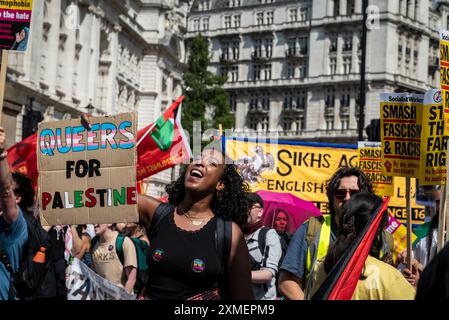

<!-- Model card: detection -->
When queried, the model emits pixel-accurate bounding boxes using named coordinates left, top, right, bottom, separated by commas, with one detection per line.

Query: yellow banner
left=226, top=138, right=425, bottom=225
left=357, top=141, right=394, bottom=197
left=440, top=30, right=449, bottom=130
left=418, top=89, right=448, bottom=185
left=0, top=0, right=33, bottom=10
left=380, top=93, right=423, bottom=178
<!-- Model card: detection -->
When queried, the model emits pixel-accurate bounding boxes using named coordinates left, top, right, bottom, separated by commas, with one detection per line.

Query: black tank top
left=146, top=208, right=222, bottom=300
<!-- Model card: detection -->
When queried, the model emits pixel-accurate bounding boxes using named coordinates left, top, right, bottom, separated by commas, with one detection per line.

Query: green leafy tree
left=182, top=34, right=234, bottom=145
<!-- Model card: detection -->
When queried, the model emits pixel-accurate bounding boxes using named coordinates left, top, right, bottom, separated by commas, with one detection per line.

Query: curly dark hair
left=326, top=166, right=374, bottom=216
left=165, top=162, right=251, bottom=228
left=12, top=171, right=35, bottom=211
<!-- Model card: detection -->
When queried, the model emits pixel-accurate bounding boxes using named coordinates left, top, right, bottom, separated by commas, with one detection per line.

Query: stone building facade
left=2, top=0, right=189, bottom=197
left=187, top=0, right=448, bottom=144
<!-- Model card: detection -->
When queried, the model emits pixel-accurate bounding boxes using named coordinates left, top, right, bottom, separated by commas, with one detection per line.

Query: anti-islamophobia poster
left=0, top=0, right=33, bottom=51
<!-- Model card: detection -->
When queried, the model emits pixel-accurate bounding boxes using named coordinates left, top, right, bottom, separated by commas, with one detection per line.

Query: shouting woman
left=138, top=145, right=254, bottom=300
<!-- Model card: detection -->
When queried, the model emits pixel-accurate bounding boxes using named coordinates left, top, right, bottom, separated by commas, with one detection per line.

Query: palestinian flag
left=311, top=197, right=391, bottom=300
left=7, top=132, right=38, bottom=188
left=136, top=96, right=192, bottom=180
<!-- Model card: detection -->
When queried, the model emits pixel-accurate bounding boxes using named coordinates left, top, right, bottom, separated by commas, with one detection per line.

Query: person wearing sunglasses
left=278, top=166, right=375, bottom=300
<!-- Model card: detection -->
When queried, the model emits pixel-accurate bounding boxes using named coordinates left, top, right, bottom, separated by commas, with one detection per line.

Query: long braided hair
left=323, top=192, right=386, bottom=274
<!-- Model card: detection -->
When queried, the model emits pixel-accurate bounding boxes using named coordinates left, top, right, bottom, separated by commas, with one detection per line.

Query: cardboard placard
left=380, top=93, right=423, bottom=178
left=0, top=0, right=33, bottom=51
left=38, top=112, right=138, bottom=226
left=418, top=89, right=448, bottom=185
left=357, top=141, right=394, bottom=196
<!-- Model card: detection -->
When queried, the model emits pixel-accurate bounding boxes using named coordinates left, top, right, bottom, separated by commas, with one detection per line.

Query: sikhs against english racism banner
left=225, top=138, right=425, bottom=225
left=0, top=0, right=33, bottom=51
left=38, top=113, right=138, bottom=226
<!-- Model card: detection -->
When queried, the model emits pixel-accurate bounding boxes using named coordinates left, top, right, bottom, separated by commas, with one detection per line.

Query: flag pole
left=406, top=177, right=412, bottom=270
left=136, top=121, right=157, bottom=147
left=0, top=50, right=9, bottom=123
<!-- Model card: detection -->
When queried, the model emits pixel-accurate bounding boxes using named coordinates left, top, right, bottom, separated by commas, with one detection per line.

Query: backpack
left=37, top=226, right=68, bottom=299
left=0, top=212, right=51, bottom=300
left=148, top=203, right=232, bottom=298
left=91, top=233, right=149, bottom=296
left=249, top=227, right=270, bottom=271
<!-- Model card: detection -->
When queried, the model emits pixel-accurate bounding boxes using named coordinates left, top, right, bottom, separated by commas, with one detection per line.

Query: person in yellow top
left=307, top=193, right=415, bottom=300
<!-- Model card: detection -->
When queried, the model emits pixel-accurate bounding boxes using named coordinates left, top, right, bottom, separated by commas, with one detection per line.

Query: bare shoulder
left=137, top=194, right=162, bottom=228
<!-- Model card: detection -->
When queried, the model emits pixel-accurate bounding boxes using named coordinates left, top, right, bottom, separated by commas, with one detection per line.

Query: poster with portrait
left=0, top=0, right=33, bottom=51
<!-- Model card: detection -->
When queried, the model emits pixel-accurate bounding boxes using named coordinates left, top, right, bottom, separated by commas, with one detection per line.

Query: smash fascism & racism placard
left=440, top=30, right=449, bottom=130
left=357, top=141, right=394, bottom=197
left=0, top=0, right=33, bottom=51
left=418, top=89, right=448, bottom=185
left=38, top=113, right=138, bottom=226
left=380, top=93, right=423, bottom=178
left=225, top=138, right=425, bottom=225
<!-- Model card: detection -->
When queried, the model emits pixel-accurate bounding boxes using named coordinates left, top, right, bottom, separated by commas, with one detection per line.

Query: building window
left=234, top=15, right=241, bottom=28
left=289, top=8, right=297, bottom=22
left=326, top=119, right=334, bottom=131
left=287, top=63, right=295, bottom=78
left=202, top=18, right=209, bottom=31
left=261, top=92, right=270, bottom=110
left=299, top=36, right=308, bottom=54
left=254, top=39, right=262, bottom=57
left=263, top=64, right=272, bottom=80
left=253, top=64, right=262, bottom=80
left=334, top=0, right=340, bottom=17
left=224, top=16, right=231, bottom=28
left=343, top=36, right=352, bottom=51
left=193, top=19, right=200, bottom=31
left=299, top=7, right=308, bottom=21
left=264, top=38, right=273, bottom=57
left=298, top=63, right=307, bottom=78
left=326, top=88, right=336, bottom=108
left=329, top=36, right=337, bottom=52
left=232, top=41, right=240, bottom=59
left=257, top=12, right=264, bottom=25
left=229, top=93, right=237, bottom=112
left=287, top=38, right=296, bottom=54
left=266, top=11, right=274, bottom=25
left=231, top=66, right=239, bottom=82
left=329, top=57, right=337, bottom=75
left=228, top=0, right=240, bottom=8
left=343, top=56, right=352, bottom=74
left=221, top=41, right=230, bottom=60
left=347, top=0, right=355, bottom=16
left=341, top=118, right=349, bottom=130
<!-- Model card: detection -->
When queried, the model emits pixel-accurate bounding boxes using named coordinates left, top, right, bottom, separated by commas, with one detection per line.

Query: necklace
left=177, top=205, right=212, bottom=226
left=183, top=213, right=212, bottom=226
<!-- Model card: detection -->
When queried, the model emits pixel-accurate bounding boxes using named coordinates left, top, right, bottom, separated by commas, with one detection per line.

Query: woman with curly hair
left=137, top=144, right=254, bottom=300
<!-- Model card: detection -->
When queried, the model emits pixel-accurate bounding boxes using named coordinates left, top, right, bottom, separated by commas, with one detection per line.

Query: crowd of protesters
left=1, top=125, right=449, bottom=300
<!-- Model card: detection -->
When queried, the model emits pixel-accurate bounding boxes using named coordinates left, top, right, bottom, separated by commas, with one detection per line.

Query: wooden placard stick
left=0, top=49, right=9, bottom=124
left=406, top=177, right=412, bottom=270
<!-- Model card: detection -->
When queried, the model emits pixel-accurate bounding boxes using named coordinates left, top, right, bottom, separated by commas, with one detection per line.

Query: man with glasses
left=243, top=193, right=282, bottom=300
left=277, top=166, right=374, bottom=300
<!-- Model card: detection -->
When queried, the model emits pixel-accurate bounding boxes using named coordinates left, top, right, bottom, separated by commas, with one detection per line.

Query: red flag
left=136, top=96, right=191, bottom=180
left=311, top=197, right=391, bottom=300
left=7, top=133, right=38, bottom=187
